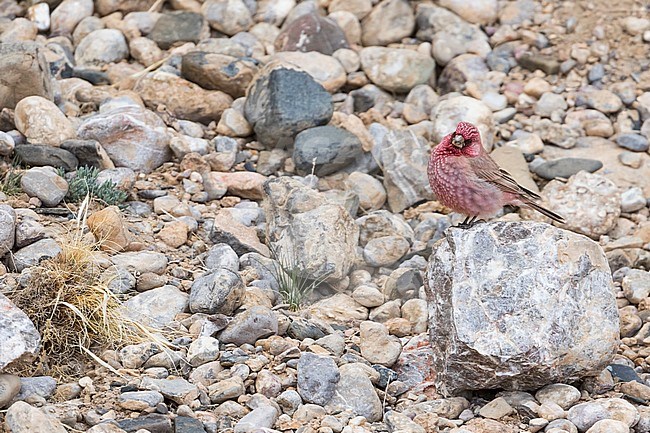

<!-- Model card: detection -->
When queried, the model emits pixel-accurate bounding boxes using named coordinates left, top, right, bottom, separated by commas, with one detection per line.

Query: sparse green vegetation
left=63, top=166, right=128, bottom=206
left=9, top=198, right=160, bottom=377
left=0, top=167, right=22, bottom=196
left=266, top=242, right=331, bottom=311
left=0, top=157, right=23, bottom=196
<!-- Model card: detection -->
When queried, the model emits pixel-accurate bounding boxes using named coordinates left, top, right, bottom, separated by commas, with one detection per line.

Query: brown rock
left=210, top=210, right=270, bottom=256
left=328, top=11, right=362, bottom=45
left=96, top=0, right=156, bottom=15
left=180, top=152, right=211, bottom=174
left=328, top=0, right=372, bottom=20
left=181, top=52, right=259, bottom=99
left=87, top=206, right=132, bottom=252
left=361, top=0, right=414, bottom=46
left=216, top=108, right=253, bottom=137
left=134, top=71, right=233, bottom=124
left=14, top=96, right=76, bottom=146
left=158, top=221, right=189, bottom=248
left=210, top=171, right=267, bottom=200
left=0, top=42, right=53, bottom=111
left=275, top=12, right=349, bottom=55
left=620, top=380, right=650, bottom=401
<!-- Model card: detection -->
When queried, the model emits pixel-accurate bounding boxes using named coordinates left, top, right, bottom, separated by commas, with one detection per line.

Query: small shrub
left=9, top=198, right=164, bottom=377
left=0, top=158, right=22, bottom=196
left=266, top=243, right=331, bottom=312
left=64, top=166, right=128, bottom=206
left=0, top=167, right=21, bottom=196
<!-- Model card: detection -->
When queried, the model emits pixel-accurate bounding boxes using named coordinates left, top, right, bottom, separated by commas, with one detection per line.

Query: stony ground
left=1, top=0, right=650, bottom=432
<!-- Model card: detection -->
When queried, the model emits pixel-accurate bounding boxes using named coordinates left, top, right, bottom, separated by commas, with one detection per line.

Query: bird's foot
left=454, top=216, right=481, bottom=229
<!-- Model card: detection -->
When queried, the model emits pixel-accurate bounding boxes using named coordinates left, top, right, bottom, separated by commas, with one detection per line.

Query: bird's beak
left=452, top=134, right=464, bottom=148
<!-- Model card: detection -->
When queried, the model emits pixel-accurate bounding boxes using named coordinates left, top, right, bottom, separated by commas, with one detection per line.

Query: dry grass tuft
left=9, top=197, right=168, bottom=377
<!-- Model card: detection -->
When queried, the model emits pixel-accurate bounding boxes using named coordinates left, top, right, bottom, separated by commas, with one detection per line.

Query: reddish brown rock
left=134, top=71, right=233, bottom=124
left=87, top=206, right=132, bottom=252
left=275, top=12, right=349, bottom=55
left=181, top=52, right=259, bottom=99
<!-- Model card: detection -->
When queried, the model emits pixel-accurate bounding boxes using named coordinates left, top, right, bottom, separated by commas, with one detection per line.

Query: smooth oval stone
left=532, top=157, right=603, bottom=180
left=616, top=133, right=649, bottom=152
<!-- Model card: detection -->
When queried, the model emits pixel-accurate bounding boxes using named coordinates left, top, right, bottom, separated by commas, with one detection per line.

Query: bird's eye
left=451, top=134, right=464, bottom=148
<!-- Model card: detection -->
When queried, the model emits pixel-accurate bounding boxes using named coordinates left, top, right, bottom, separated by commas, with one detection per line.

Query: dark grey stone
left=607, top=363, right=643, bottom=383
left=350, top=84, right=393, bottom=113
left=616, top=133, right=649, bottom=152
left=297, top=353, right=340, bottom=405
left=14, top=376, right=56, bottom=401
left=373, top=365, right=399, bottom=389
left=60, top=139, right=111, bottom=168
left=588, top=63, right=605, bottom=82
left=189, top=268, right=245, bottom=315
left=292, top=126, right=363, bottom=176
left=118, top=414, right=173, bottom=433
left=287, top=317, right=333, bottom=341
left=531, top=157, right=603, bottom=180
left=244, top=68, right=333, bottom=148
left=218, top=306, right=278, bottom=346
left=14, top=144, right=78, bottom=171
left=175, top=416, right=207, bottom=433
left=148, top=12, right=207, bottom=50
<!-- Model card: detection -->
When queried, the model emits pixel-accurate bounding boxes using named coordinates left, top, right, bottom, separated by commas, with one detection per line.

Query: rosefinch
left=428, top=121, right=564, bottom=227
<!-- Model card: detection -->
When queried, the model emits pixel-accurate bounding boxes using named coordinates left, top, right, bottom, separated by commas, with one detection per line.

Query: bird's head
left=439, top=121, right=484, bottom=157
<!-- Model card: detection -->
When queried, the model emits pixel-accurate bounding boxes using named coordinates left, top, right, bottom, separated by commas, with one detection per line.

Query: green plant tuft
left=63, top=166, right=128, bottom=206
left=0, top=156, right=23, bottom=196
left=0, top=167, right=22, bottom=196
left=266, top=242, right=331, bottom=312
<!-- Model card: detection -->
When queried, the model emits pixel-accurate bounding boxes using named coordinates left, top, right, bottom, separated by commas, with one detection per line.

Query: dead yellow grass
left=9, top=198, right=170, bottom=377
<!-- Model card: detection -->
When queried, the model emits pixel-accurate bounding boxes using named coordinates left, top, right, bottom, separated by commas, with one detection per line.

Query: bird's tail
left=524, top=200, right=566, bottom=224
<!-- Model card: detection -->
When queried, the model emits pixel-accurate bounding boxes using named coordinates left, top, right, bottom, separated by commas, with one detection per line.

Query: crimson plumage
left=427, top=121, right=564, bottom=225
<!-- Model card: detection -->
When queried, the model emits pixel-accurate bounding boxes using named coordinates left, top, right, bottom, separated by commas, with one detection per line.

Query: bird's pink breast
left=428, top=153, right=505, bottom=218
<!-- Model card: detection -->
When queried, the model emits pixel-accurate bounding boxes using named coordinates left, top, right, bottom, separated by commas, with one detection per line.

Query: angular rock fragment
left=425, top=221, right=619, bottom=395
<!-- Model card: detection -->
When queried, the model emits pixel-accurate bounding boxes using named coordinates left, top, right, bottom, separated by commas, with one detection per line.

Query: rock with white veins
left=540, top=171, right=621, bottom=239
left=77, top=103, right=171, bottom=173
left=380, top=130, right=435, bottom=213
left=0, top=294, right=41, bottom=370
left=425, top=221, right=619, bottom=395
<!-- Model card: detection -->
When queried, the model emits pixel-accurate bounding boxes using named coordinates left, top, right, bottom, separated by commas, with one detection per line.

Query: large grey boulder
left=425, top=221, right=619, bottom=396
left=263, top=177, right=359, bottom=281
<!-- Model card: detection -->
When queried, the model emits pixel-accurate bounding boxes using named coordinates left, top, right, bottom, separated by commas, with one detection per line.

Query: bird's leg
left=466, top=216, right=488, bottom=228
left=455, top=215, right=474, bottom=229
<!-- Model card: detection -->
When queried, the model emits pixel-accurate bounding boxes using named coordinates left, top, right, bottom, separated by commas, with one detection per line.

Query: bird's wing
left=468, top=155, right=541, bottom=200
